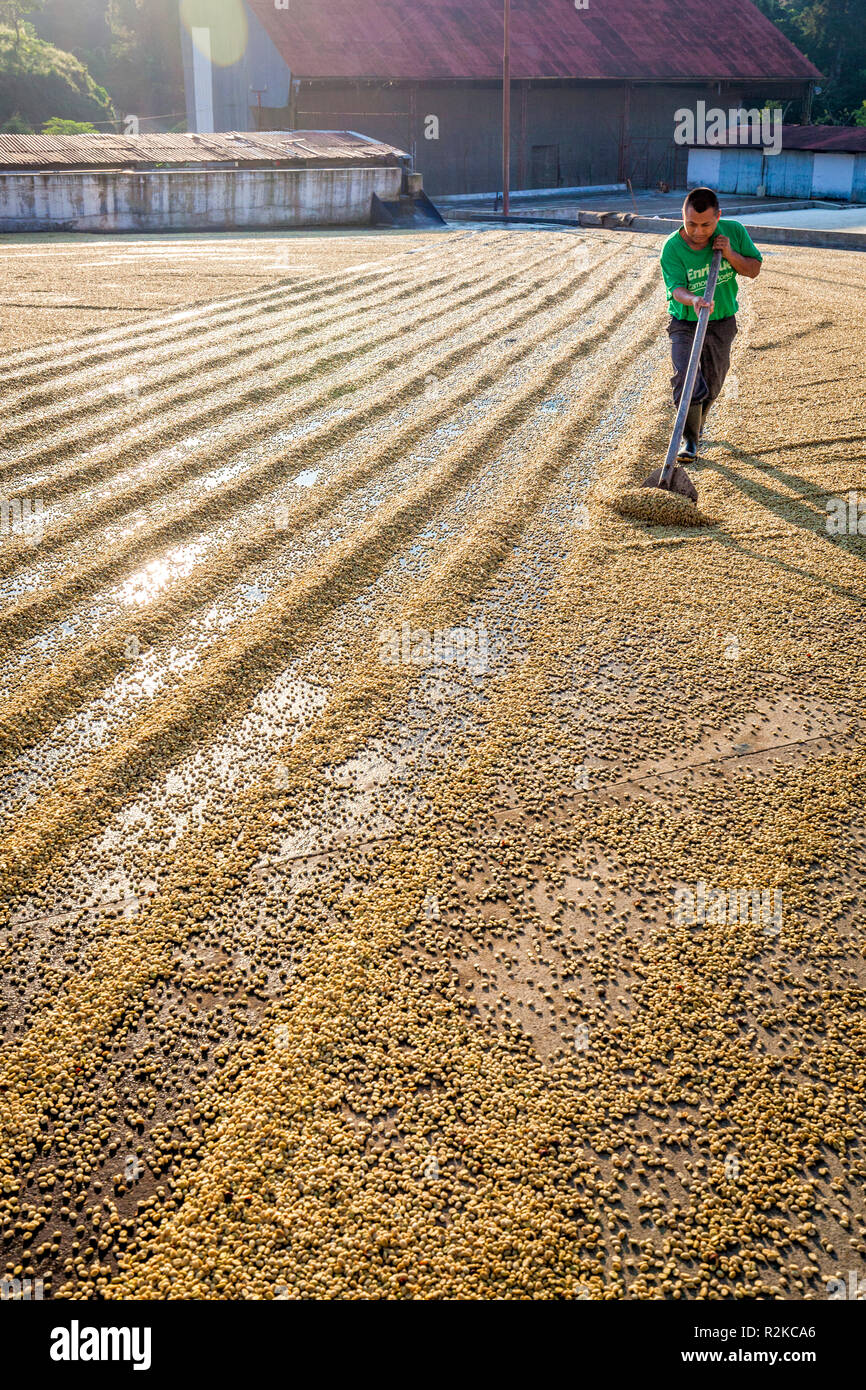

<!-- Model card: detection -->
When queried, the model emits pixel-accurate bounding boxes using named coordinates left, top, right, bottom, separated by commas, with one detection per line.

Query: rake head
left=641, top=465, right=698, bottom=504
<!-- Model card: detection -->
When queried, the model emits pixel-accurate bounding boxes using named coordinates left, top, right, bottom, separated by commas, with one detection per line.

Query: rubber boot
left=700, top=398, right=714, bottom=438
left=676, top=401, right=704, bottom=462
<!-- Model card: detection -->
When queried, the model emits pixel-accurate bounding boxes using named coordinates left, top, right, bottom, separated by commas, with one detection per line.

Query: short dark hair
left=684, top=187, right=720, bottom=214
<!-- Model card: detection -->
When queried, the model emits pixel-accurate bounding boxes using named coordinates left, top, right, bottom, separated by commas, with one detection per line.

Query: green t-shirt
left=660, top=219, right=763, bottom=321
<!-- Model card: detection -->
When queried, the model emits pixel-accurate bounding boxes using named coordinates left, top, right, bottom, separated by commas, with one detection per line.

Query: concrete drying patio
left=0, top=225, right=863, bottom=1300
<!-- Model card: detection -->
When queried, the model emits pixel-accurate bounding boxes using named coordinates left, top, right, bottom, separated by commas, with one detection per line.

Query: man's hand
left=714, top=233, right=762, bottom=279
left=672, top=286, right=714, bottom=312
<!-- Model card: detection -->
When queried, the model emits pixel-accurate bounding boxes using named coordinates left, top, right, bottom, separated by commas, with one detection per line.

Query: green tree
left=106, top=0, right=185, bottom=128
left=32, top=0, right=108, bottom=60
left=0, top=110, right=32, bottom=131
left=752, top=0, right=866, bottom=124
left=0, top=0, right=43, bottom=46
left=41, top=116, right=98, bottom=134
left=34, top=0, right=184, bottom=129
left=0, top=22, right=115, bottom=128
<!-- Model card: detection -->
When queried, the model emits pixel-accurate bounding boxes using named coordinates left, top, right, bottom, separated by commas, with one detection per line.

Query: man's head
left=683, top=187, right=720, bottom=246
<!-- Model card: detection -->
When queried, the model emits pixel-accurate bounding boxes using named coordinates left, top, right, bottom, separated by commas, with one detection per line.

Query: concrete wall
left=0, top=166, right=403, bottom=232
left=765, top=149, right=814, bottom=199
left=689, top=147, right=866, bottom=202
left=811, top=152, right=856, bottom=199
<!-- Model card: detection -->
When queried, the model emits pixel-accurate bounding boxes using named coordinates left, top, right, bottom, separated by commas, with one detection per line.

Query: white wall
left=687, top=149, right=721, bottom=187
left=0, top=167, right=403, bottom=232
left=191, top=27, right=214, bottom=134
left=811, top=152, right=855, bottom=199
left=689, top=147, right=861, bottom=202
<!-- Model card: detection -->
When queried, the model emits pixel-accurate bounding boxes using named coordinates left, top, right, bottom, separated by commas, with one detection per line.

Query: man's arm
left=672, top=286, right=715, bottom=312
left=714, top=234, right=761, bottom=279
left=661, top=240, right=715, bottom=312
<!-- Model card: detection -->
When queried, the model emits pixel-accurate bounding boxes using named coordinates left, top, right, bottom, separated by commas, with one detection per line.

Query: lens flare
left=180, top=0, right=249, bottom=68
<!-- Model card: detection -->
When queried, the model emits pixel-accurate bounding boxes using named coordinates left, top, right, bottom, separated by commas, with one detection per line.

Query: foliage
left=0, top=0, right=43, bottom=44
left=0, top=22, right=115, bottom=128
left=0, top=109, right=32, bottom=131
left=34, top=0, right=185, bottom=129
left=41, top=116, right=98, bottom=134
left=752, top=0, right=866, bottom=124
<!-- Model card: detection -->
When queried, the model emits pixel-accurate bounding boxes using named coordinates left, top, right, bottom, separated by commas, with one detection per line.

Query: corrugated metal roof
left=686, top=124, right=866, bottom=154
left=779, top=124, right=866, bottom=153
left=0, top=130, right=406, bottom=170
left=246, top=0, right=822, bottom=82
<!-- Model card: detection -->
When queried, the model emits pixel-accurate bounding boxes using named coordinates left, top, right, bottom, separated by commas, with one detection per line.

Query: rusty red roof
left=686, top=124, right=866, bottom=153
left=246, top=0, right=822, bottom=82
left=0, top=130, right=406, bottom=170
left=780, top=124, right=866, bottom=153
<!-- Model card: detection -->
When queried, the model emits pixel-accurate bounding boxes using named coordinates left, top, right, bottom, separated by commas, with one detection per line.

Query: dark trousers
left=668, top=314, right=738, bottom=409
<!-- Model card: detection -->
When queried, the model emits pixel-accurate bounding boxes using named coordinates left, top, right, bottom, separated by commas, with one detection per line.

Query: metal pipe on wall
left=503, top=0, right=511, bottom=214
left=518, top=82, right=527, bottom=191
left=409, top=85, right=417, bottom=171
left=618, top=82, right=631, bottom=183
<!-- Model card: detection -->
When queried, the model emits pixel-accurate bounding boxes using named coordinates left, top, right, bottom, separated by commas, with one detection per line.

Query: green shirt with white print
left=660, top=218, right=763, bottom=322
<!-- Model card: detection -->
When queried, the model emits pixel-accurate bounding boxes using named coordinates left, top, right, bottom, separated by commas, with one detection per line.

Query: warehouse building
left=181, top=0, right=821, bottom=196
left=0, top=130, right=413, bottom=232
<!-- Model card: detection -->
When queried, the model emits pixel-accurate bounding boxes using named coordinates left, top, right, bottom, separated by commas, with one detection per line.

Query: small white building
left=687, top=125, right=866, bottom=203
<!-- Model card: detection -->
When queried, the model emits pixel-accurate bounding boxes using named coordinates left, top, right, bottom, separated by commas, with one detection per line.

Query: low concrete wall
left=440, top=183, right=628, bottom=205
left=0, top=166, right=403, bottom=232
left=446, top=208, right=866, bottom=251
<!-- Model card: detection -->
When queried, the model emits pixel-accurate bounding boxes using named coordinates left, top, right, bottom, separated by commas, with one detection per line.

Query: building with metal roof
left=687, top=125, right=866, bottom=202
left=0, top=129, right=420, bottom=232
left=181, top=0, right=822, bottom=195
left=244, top=0, right=821, bottom=83
left=775, top=126, right=866, bottom=155
left=0, top=130, right=406, bottom=173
